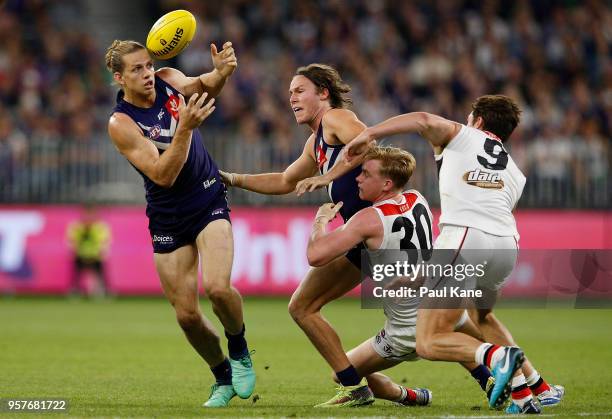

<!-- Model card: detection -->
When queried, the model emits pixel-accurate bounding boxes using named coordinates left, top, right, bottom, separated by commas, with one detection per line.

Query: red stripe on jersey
left=483, top=130, right=502, bottom=142
left=376, top=193, right=418, bottom=216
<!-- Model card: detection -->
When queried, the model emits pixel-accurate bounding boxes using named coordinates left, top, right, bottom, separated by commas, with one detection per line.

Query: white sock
left=394, top=385, right=407, bottom=402
left=475, top=343, right=505, bottom=368
left=475, top=343, right=492, bottom=365
left=525, top=370, right=540, bottom=387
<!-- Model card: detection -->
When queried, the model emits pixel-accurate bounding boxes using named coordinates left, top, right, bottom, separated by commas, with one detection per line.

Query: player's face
left=289, top=75, right=324, bottom=125
left=116, top=49, right=155, bottom=95
left=356, top=159, right=390, bottom=202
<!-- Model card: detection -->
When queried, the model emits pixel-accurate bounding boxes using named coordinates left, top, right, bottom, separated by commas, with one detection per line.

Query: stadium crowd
left=0, top=0, right=609, bottom=207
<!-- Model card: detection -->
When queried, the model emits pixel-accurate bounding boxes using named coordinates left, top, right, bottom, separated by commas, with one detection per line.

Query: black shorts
left=345, top=243, right=373, bottom=277
left=75, top=258, right=103, bottom=273
left=150, top=192, right=231, bottom=253
left=345, top=244, right=363, bottom=269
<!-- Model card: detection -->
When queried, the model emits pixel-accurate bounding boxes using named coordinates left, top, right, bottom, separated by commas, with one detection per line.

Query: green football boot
left=203, top=383, right=236, bottom=408
left=315, top=378, right=375, bottom=408
left=230, top=350, right=256, bottom=399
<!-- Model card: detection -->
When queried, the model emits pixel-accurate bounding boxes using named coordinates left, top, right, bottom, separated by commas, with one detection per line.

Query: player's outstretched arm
left=345, top=112, right=461, bottom=162
left=295, top=109, right=367, bottom=196
left=307, top=205, right=380, bottom=267
left=108, top=93, right=215, bottom=188
left=157, top=41, right=237, bottom=98
left=221, top=135, right=318, bottom=195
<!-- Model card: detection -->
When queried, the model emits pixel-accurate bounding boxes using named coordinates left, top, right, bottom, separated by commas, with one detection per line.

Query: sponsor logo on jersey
left=153, top=234, right=174, bottom=243
left=203, top=178, right=217, bottom=189
left=165, top=94, right=180, bottom=120
left=316, top=144, right=328, bottom=168
left=157, top=109, right=164, bottom=120
left=463, top=168, right=505, bottom=189
left=211, top=208, right=225, bottom=216
left=149, top=124, right=162, bottom=140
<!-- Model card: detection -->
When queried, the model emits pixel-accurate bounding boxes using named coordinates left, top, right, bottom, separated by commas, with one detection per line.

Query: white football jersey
left=435, top=125, right=526, bottom=238
left=368, top=190, right=433, bottom=328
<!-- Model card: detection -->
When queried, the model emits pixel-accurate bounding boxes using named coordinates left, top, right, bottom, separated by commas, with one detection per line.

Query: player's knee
left=416, top=339, right=435, bottom=360
left=287, top=297, right=304, bottom=323
left=203, top=283, right=231, bottom=304
left=176, top=309, right=202, bottom=331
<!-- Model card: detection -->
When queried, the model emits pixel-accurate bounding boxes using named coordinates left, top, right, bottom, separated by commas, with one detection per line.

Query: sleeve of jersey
left=444, top=124, right=473, bottom=152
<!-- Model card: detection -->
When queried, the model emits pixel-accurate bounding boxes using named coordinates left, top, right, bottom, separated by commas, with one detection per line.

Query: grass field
left=1, top=297, right=612, bottom=418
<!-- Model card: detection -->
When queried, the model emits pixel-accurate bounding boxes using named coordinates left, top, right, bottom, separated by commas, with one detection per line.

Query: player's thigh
left=289, top=255, right=361, bottom=312
left=347, top=339, right=401, bottom=377
left=416, top=308, right=464, bottom=342
left=195, top=219, right=233, bottom=288
left=154, top=244, right=200, bottom=308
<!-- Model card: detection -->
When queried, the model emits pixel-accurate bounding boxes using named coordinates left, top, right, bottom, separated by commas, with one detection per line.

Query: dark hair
left=295, top=63, right=352, bottom=108
left=105, top=40, right=146, bottom=74
left=471, top=95, right=521, bottom=143
left=364, top=146, right=416, bottom=189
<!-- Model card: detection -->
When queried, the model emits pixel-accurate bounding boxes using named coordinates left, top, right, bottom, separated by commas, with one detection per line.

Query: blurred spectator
left=66, top=205, right=111, bottom=297
left=0, top=0, right=610, bottom=208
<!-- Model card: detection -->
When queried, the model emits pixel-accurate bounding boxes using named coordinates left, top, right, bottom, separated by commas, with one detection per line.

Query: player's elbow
left=307, top=246, right=328, bottom=267
left=414, top=112, right=433, bottom=130
left=153, top=175, right=176, bottom=188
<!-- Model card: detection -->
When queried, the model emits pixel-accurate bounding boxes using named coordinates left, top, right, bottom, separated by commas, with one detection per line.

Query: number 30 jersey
left=370, top=190, right=433, bottom=254
left=367, top=189, right=433, bottom=329
left=435, top=125, right=526, bottom=237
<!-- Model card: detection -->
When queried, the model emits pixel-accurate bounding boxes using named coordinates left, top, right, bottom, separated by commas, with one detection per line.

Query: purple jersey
left=112, top=75, right=224, bottom=232
left=314, top=122, right=370, bottom=221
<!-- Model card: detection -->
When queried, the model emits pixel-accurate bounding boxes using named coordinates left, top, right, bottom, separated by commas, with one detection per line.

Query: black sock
left=225, top=324, right=248, bottom=360
left=336, top=365, right=361, bottom=386
left=470, top=365, right=492, bottom=391
left=211, top=358, right=232, bottom=386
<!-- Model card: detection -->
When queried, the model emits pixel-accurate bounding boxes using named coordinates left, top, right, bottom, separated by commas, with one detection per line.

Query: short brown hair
left=364, top=146, right=416, bottom=190
left=105, top=40, right=146, bottom=74
left=471, top=95, right=521, bottom=143
left=295, top=63, right=352, bottom=108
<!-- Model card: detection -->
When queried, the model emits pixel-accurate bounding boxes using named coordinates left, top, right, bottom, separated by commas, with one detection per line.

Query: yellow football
left=146, top=10, right=196, bottom=60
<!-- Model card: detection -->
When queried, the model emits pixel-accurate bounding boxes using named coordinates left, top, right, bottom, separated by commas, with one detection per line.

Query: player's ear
left=474, top=116, right=485, bottom=130
left=113, top=72, right=124, bottom=86
left=319, top=87, right=330, bottom=101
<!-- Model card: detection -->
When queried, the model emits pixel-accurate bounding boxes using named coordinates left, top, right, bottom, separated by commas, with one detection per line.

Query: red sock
left=529, top=377, right=551, bottom=395
left=511, top=375, right=533, bottom=408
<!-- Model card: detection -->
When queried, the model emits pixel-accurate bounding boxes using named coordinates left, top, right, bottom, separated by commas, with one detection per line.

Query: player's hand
left=295, top=175, right=330, bottom=196
left=219, top=170, right=237, bottom=187
left=211, top=41, right=237, bottom=78
left=344, top=129, right=376, bottom=164
left=178, top=93, right=216, bottom=130
left=315, top=202, right=343, bottom=224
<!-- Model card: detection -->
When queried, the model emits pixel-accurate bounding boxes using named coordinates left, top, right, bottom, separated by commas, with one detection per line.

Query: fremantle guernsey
left=112, top=75, right=225, bottom=239
left=314, top=122, right=370, bottom=221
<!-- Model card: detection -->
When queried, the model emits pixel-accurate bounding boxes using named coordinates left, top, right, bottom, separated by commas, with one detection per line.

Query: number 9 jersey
left=434, top=125, right=526, bottom=238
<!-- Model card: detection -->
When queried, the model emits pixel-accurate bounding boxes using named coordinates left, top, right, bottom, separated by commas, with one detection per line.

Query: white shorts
left=434, top=225, right=518, bottom=291
left=370, top=311, right=469, bottom=362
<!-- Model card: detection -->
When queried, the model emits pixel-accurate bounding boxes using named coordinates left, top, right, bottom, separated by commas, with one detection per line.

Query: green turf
left=1, top=297, right=612, bottom=417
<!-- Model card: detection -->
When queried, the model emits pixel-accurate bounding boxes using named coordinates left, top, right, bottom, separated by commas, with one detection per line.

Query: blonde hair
left=364, top=146, right=416, bottom=189
left=105, top=40, right=146, bottom=74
